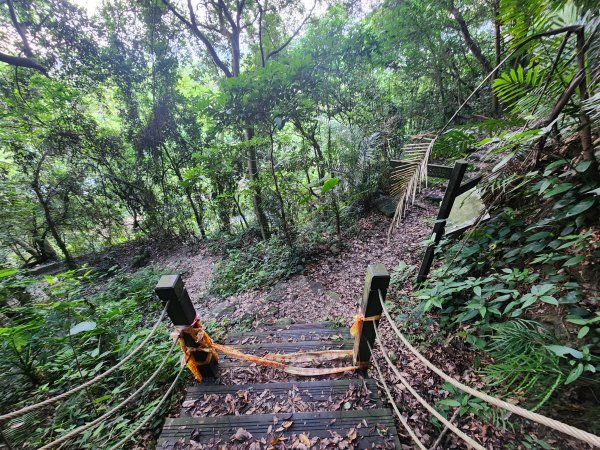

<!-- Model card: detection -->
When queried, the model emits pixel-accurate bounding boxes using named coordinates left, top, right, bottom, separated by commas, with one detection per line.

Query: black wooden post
left=155, top=274, right=218, bottom=379
left=416, top=160, right=468, bottom=283
left=353, top=264, right=390, bottom=367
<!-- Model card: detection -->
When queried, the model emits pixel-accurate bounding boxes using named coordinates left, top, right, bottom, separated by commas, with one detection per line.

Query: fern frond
left=388, top=136, right=434, bottom=237
left=479, top=320, right=564, bottom=408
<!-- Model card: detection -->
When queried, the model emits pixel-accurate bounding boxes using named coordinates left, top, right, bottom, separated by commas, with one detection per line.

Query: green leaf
left=526, top=231, right=551, bottom=242
left=521, top=295, right=537, bottom=309
left=546, top=345, right=583, bottom=359
left=575, top=161, right=592, bottom=173
left=321, top=177, right=340, bottom=194
left=69, top=321, right=97, bottom=335
left=543, top=159, right=568, bottom=175
left=566, top=318, right=588, bottom=325
left=438, top=399, right=461, bottom=407
left=540, top=296, right=558, bottom=305
left=543, top=183, right=573, bottom=198
left=577, top=326, right=589, bottom=339
left=565, top=197, right=595, bottom=217
left=0, top=268, right=18, bottom=278
left=94, top=394, right=111, bottom=403
left=563, top=255, right=584, bottom=267
left=473, top=286, right=482, bottom=297
left=565, top=363, right=584, bottom=385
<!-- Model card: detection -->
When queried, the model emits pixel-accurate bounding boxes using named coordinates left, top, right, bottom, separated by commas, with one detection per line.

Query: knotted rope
left=177, top=316, right=361, bottom=380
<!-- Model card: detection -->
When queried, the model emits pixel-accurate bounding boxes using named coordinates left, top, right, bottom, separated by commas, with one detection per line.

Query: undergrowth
left=0, top=265, right=180, bottom=449
left=207, top=206, right=363, bottom=297
left=397, top=155, right=599, bottom=432
left=208, top=236, right=303, bottom=297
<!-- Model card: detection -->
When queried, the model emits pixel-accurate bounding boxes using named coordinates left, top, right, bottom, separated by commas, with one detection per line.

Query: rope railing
left=0, top=302, right=171, bottom=423
left=39, top=337, right=180, bottom=450
left=107, top=357, right=188, bottom=450
left=377, top=289, right=600, bottom=448
left=372, top=326, right=486, bottom=450
left=368, top=340, right=427, bottom=450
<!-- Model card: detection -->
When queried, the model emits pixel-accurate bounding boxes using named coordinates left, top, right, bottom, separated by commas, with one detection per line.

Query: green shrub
left=408, top=156, right=599, bottom=409
left=209, top=236, right=302, bottom=297
left=0, top=266, right=181, bottom=449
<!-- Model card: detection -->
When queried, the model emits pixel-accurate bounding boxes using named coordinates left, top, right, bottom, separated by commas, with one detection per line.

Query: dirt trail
left=158, top=246, right=219, bottom=309
left=159, top=197, right=521, bottom=448
left=182, top=200, right=438, bottom=329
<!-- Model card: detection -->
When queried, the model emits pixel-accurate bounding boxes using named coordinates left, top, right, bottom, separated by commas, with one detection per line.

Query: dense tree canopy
left=2, top=0, right=536, bottom=265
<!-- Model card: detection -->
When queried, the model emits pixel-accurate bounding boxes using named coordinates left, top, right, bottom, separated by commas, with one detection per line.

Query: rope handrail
left=39, top=337, right=179, bottom=450
left=372, top=326, right=485, bottom=450
left=377, top=290, right=600, bottom=448
left=0, top=302, right=170, bottom=423
left=368, top=340, right=427, bottom=450
left=107, top=357, right=187, bottom=450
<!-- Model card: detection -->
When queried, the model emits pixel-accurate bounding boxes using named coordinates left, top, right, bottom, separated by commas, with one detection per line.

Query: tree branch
left=266, top=1, right=315, bottom=61
left=161, top=0, right=233, bottom=77
left=257, top=1, right=266, bottom=67
left=216, top=0, right=237, bottom=32
left=6, top=0, right=34, bottom=58
left=450, top=2, right=493, bottom=74
left=0, top=51, right=47, bottom=75
left=236, top=0, right=246, bottom=27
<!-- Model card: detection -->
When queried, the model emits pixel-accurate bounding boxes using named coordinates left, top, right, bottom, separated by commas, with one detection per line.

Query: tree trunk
left=269, top=133, right=291, bottom=246
left=293, top=120, right=325, bottom=180
left=163, top=145, right=207, bottom=237
left=233, top=194, right=249, bottom=229
left=575, top=30, right=599, bottom=182
left=212, top=188, right=231, bottom=233
left=32, top=185, right=75, bottom=268
left=246, top=127, right=270, bottom=240
left=451, top=5, right=493, bottom=75
left=492, top=0, right=501, bottom=117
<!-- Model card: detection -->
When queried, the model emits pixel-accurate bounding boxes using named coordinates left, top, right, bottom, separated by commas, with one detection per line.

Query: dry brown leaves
left=183, top=382, right=378, bottom=418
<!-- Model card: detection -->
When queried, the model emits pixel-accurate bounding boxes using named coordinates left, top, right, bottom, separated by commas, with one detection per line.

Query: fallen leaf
left=299, top=433, right=311, bottom=446
left=231, top=427, right=253, bottom=441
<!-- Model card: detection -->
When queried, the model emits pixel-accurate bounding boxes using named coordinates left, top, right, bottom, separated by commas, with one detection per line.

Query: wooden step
left=181, top=379, right=382, bottom=417
left=158, top=408, right=401, bottom=449
left=220, top=339, right=353, bottom=368
left=157, top=321, right=402, bottom=449
left=226, top=328, right=350, bottom=345
left=257, top=321, right=343, bottom=331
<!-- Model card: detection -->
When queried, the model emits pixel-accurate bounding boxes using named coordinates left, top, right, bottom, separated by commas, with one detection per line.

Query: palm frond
left=388, top=135, right=435, bottom=236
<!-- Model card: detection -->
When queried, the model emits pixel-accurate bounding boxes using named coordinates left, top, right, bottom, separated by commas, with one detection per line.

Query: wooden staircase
left=157, top=321, right=401, bottom=449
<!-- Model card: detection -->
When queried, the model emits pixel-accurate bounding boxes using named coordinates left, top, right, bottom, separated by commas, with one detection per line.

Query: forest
left=0, top=0, right=599, bottom=448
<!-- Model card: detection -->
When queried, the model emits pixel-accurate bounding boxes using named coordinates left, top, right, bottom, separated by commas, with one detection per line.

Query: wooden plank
left=186, top=379, right=378, bottom=397
left=182, top=379, right=382, bottom=415
left=456, top=175, right=483, bottom=196
left=417, top=160, right=468, bottom=283
left=158, top=408, right=401, bottom=449
left=258, top=322, right=339, bottom=331
left=390, top=161, right=454, bottom=179
left=226, top=328, right=350, bottom=344
left=229, top=326, right=349, bottom=338
left=427, top=164, right=455, bottom=179
left=229, top=340, right=352, bottom=353
left=219, top=340, right=353, bottom=368
left=353, top=264, right=389, bottom=366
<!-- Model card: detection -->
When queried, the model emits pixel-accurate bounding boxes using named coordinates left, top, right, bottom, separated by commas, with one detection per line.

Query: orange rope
left=176, top=319, right=219, bottom=381
left=350, top=313, right=381, bottom=337
left=177, top=319, right=360, bottom=380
